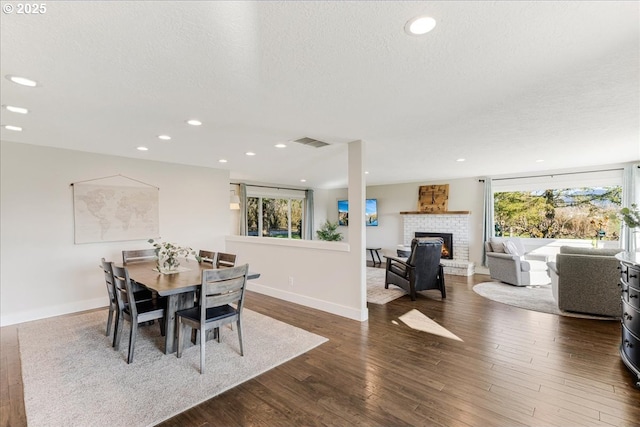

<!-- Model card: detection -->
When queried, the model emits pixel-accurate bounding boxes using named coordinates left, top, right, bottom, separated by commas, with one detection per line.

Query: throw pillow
left=503, top=240, right=519, bottom=255
left=490, top=241, right=506, bottom=253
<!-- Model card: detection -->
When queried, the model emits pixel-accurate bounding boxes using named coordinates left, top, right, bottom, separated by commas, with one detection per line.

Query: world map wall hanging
left=71, top=175, right=159, bottom=244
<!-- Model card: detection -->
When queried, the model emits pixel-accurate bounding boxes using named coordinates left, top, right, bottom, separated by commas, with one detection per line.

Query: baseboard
left=0, top=297, right=107, bottom=327
left=247, top=282, right=368, bottom=322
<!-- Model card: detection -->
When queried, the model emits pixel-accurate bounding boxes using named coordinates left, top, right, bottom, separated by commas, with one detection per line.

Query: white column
left=348, top=140, right=368, bottom=321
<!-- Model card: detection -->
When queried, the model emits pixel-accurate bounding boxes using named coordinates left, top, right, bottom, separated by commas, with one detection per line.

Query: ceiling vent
left=293, top=137, right=330, bottom=148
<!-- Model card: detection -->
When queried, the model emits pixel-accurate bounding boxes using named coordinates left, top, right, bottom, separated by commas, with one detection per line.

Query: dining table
left=120, top=259, right=260, bottom=354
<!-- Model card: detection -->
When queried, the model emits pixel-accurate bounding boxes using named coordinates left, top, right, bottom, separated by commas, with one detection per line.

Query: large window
left=494, top=186, right=621, bottom=240
left=491, top=169, right=624, bottom=241
left=247, top=196, right=303, bottom=239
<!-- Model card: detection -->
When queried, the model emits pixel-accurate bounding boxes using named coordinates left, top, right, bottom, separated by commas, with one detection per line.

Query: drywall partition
left=226, top=140, right=368, bottom=321
left=0, top=141, right=230, bottom=326
left=225, top=237, right=364, bottom=319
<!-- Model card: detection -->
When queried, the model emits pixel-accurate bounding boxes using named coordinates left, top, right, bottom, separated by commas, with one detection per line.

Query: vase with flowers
left=148, top=239, right=201, bottom=274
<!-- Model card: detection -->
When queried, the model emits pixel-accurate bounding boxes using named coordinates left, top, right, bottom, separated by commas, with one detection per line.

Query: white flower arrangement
left=148, top=239, right=201, bottom=273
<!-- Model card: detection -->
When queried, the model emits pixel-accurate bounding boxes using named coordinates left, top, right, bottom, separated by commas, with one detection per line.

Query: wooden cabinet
left=617, top=252, right=640, bottom=388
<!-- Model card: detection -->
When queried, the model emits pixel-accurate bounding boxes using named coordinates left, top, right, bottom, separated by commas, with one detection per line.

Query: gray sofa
left=547, top=246, right=623, bottom=317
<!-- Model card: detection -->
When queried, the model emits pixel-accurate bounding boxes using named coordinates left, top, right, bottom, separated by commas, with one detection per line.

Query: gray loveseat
left=547, top=246, right=623, bottom=317
left=484, top=237, right=550, bottom=286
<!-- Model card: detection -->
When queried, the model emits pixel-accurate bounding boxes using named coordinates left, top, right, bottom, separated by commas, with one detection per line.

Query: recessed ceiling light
left=405, top=16, right=437, bottom=35
left=186, top=119, right=202, bottom=126
left=245, top=152, right=256, bottom=156
left=158, top=135, right=171, bottom=141
left=137, top=146, right=148, bottom=151
left=300, top=179, right=306, bottom=183
left=219, top=159, right=228, bottom=163
left=4, top=105, right=29, bottom=114
left=456, top=158, right=466, bottom=162
left=536, top=159, right=545, bottom=163
left=275, top=143, right=287, bottom=148
left=3, top=125, right=22, bottom=131
left=6, top=75, right=38, bottom=87
left=365, top=171, right=369, bottom=174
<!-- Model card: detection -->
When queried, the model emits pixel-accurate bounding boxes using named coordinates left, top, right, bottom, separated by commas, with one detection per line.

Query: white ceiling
left=1, top=1, right=638, bottom=189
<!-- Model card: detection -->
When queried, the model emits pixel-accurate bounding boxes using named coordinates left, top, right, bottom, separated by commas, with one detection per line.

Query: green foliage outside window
left=494, top=186, right=622, bottom=240
left=246, top=196, right=303, bottom=239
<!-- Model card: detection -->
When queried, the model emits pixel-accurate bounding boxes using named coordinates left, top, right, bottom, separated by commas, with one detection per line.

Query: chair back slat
left=216, top=252, right=237, bottom=269
left=122, top=249, right=157, bottom=264
left=204, top=289, right=243, bottom=307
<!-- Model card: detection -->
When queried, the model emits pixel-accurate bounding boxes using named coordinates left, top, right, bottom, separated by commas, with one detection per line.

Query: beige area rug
left=367, top=267, right=406, bottom=304
left=18, top=308, right=328, bottom=427
left=473, top=281, right=617, bottom=320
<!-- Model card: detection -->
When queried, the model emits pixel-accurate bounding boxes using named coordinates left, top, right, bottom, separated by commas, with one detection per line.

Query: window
left=494, top=186, right=621, bottom=240
left=491, top=169, right=624, bottom=241
left=246, top=195, right=304, bottom=239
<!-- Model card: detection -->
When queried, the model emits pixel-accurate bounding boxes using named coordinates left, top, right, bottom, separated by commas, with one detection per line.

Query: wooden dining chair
left=111, top=263, right=166, bottom=364
left=101, top=258, right=154, bottom=346
left=216, top=252, right=237, bottom=269
left=100, top=258, right=118, bottom=339
left=122, top=248, right=157, bottom=264
left=198, top=250, right=216, bottom=265
left=122, top=248, right=156, bottom=300
left=176, top=264, right=249, bottom=374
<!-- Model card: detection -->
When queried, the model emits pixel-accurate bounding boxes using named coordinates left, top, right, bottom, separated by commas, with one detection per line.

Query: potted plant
left=316, top=220, right=343, bottom=241
left=148, top=239, right=200, bottom=273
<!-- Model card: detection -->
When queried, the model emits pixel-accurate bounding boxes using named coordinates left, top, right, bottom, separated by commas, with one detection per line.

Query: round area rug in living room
left=472, top=281, right=617, bottom=320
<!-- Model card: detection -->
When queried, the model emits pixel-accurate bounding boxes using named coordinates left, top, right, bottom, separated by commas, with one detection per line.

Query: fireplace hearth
left=415, top=232, right=453, bottom=259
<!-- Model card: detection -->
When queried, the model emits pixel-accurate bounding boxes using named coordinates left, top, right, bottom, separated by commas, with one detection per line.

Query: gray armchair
left=484, top=237, right=550, bottom=286
left=385, top=237, right=445, bottom=301
left=547, top=246, right=622, bottom=317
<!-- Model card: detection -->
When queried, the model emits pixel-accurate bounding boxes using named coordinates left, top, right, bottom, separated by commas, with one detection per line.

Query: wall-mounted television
left=337, top=199, right=378, bottom=226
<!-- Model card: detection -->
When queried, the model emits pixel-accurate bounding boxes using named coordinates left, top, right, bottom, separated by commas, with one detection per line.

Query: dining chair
left=100, top=258, right=118, bottom=339
left=216, top=252, right=237, bottom=268
left=176, top=264, right=249, bottom=374
left=198, top=250, right=216, bottom=265
left=122, top=248, right=156, bottom=300
left=193, top=250, right=217, bottom=308
left=111, top=263, right=166, bottom=364
left=101, top=258, right=154, bottom=347
left=122, top=248, right=157, bottom=264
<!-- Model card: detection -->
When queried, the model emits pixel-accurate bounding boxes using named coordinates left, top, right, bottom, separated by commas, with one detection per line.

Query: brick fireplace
left=400, top=212, right=475, bottom=276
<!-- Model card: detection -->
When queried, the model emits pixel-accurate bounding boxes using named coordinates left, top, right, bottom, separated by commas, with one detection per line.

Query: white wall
left=324, top=178, right=486, bottom=271
left=0, top=141, right=231, bottom=326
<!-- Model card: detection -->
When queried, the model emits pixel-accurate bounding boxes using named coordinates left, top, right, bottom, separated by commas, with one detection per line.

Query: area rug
left=18, top=308, right=328, bottom=427
left=473, top=281, right=617, bottom=320
left=367, top=267, right=406, bottom=304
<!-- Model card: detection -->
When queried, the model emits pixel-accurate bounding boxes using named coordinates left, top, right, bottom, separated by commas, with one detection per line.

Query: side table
left=367, top=247, right=382, bottom=267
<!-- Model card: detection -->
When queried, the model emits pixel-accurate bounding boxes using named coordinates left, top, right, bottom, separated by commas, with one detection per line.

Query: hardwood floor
left=2, top=272, right=639, bottom=426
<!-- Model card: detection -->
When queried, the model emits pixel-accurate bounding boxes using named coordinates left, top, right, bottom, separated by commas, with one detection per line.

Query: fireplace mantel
left=400, top=211, right=470, bottom=215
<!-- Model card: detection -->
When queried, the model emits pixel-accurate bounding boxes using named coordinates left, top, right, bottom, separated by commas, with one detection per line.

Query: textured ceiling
left=1, top=1, right=638, bottom=189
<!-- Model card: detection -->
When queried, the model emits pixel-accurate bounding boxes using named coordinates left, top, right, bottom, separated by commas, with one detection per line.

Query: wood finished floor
left=2, top=271, right=639, bottom=427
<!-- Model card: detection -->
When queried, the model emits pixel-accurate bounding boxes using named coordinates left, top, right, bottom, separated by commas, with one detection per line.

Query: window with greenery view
left=247, top=196, right=303, bottom=239
left=494, top=186, right=622, bottom=241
